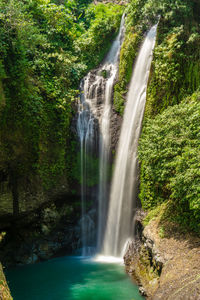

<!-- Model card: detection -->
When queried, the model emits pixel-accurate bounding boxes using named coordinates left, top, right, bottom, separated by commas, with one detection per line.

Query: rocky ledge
left=124, top=212, right=200, bottom=299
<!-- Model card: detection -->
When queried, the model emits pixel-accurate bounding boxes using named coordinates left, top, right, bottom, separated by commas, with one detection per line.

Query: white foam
left=93, top=255, right=124, bottom=264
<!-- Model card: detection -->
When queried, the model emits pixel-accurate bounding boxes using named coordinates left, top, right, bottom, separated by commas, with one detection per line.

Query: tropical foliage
left=0, top=0, right=123, bottom=214
left=139, top=93, right=200, bottom=232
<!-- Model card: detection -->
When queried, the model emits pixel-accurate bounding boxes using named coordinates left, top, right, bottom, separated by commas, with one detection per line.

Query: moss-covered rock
left=0, top=263, right=12, bottom=300
left=0, top=195, right=83, bottom=267
left=113, top=14, right=143, bottom=115
left=124, top=213, right=200, bottom=299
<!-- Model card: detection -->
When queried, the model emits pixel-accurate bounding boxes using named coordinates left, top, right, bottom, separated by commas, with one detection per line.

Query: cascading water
left=102, top=24, right=158, bottom=257
left=77, top=73, right=100, bottom=256
left=97, top=16, right=125, bottom=251
left=77, top=16, right=125, bottom=256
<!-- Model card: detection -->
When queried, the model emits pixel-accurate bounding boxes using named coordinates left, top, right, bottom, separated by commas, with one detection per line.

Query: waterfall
left=102, top=24, right=158, bottom=257
left=77, top=16, right=125, bottom=256
left=97, top=16, right=125, bottom=251
left=77, top=75, right=99, bottom=256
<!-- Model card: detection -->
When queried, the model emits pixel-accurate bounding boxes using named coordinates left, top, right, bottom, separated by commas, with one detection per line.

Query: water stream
left=102, top=24, right=158, bottom=257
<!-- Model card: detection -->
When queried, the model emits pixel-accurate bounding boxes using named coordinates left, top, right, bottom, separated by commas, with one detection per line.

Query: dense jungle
left=0, top=0, right=199, bottom=299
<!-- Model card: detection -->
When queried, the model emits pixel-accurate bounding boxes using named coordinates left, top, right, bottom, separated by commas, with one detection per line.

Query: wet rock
left=110, top=109, right=122, bottom=153
left=41, top=224, right=50, bottom=235
left=139, top=286, right=147, bottom=297
left=25, top=254, right=38, bottom=265
left=0, top=196, right=82, bottom=267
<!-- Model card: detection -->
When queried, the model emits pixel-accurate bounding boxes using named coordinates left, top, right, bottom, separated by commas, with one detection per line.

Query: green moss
left=100, top=69, right=108, bottom=78
left=113, top=29, right=142, bottom=114
left=71, top=151, right=100, bottom=187
left=113, top=83, right=125, bottom=115
left=158, top=226, right=165, bottom=239
left=143, top=204, right=165, bottom=226
left=137, top=245, right=160, bottom=285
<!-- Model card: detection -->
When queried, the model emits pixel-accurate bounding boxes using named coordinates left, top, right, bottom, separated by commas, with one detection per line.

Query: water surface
left=6, top=256, right=144, bottom=300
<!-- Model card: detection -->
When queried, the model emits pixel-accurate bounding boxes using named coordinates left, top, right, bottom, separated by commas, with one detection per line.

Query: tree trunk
left=9, top=169, right=19, bottom=216
left=12, top=179, right=19, bottom=216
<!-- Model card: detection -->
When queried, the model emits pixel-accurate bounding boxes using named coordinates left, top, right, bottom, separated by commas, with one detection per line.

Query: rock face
left=0, top=195, right=84, bottom=267
left=124, top=212, right=200, bottom=300
left=110, top=110, right=122, bottom=154
left=0, top=174, right=69, bottom=216
left=0, top=263, right=12, bottom=300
